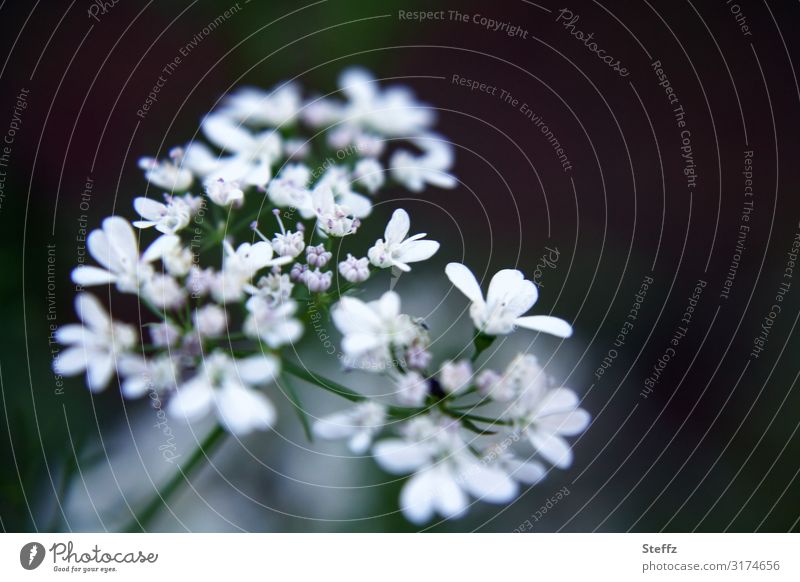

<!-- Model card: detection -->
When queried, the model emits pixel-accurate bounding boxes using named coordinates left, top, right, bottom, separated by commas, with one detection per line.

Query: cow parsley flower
left=244, top=296, right=303, bottom=348
left=311, top=185, right=360, bottom=237
left=266, top=164, right=314, bottom=217
left=439, top=360, right=472, bottom=395
left=331, top=291, right=417, bottom=371
left=205, top=177, right=245, bottom=207
left=338, top=254, right=370, bottom=283
left=390, top=135, right=457, bottom=192
left=220, top=82, right=301, bottom=127
left=368, top=209, right=439, bottom=272
left=193, top=304, right=228, bottom=337
left=316, top=166, right=372, bottom=219
left=353, top=158, right=385, bottom=194
left=52, top=293, right=137, bottom=392
left=313, top=401, right=387, bottom=453
left=133, top=193, right=198, bottom=234
left=138, top=147, right=193, bottom=192
left=373, top=416, right=517, bottom=524
left=394, top=370, right=429, bottom=406
left=168, top=351, right=279, bottom=435
left=117, top=354, right=179, bottom=398
left=445, top=262, right=573, bottom=337
left=212, top=240, right=292, bottom=303
left=71, top=216, right=177, bottom=293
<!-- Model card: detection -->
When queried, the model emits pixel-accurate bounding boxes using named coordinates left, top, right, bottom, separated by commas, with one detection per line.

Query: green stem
left=471, top=332, right=495, bottom=362
left=123, top=424, right=226, bottom=532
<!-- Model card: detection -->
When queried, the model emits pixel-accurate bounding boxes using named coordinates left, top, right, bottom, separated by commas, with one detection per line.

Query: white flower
left=190, top=114, right=282, bottom=186
left=394, top=371, right=429, bottom=406
left=220, top=82, right=301, bottom=127
left=390, top=135, right=457, bottom=192
left=160, top=240, right=194, bottom=277
left=193, top=304, right=228, bottom=337
left=368, top=209, right=439, bottom=272
left=445, top=263, right=573, bottom=337
left=311, top=185, right=360, bottom=237
left=331, top=291, right=417, bottom=371
left=483, top=354, right=547, bottom=402
left=510, top=384, right=590, bottom=470
left=246, top=273, right=293, bottom=307
left=211, top=240, right=292, bottom=303
left=269, top=210, right=305, bottom=258
left=305, top=244, right=332, bottom=268
left=313, top=401, right=386, bottom=453
left=483, top=447, right=546, bottom=485
left=138, top=147, right=193, bottom=192
left=353, top=158, right=385, bottom=194
left=205, top=177, right=244, bottom=207
left=143, top=273, right=186, bottom=310
left=301, top=96, right=343, bottom=128
left=317, top=166, right=372, bottom=219
left=133, top=194, right=196, bottom=234
left=266, top=164, right=314, bottom=217
left=149, top=320, right=181, bottom=347
left=71, top=217, right=178, bottom=293
left=52, top=293, right=137, bottom=392
left=168, top=351, right=279, bottom=435
left=373, top=417, right=517, bottom=524
left=338, top=68, right=434, bottom=136
left=244, top=296, right=303, bottom=348
left=439, top=360, right=472, bottom=395
left=338, top=254, right=370, bottom=283
left=117, top=354, right=178, bottom=398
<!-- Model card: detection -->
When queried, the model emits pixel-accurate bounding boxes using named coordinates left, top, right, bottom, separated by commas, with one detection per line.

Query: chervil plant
left=53, top=68, right=589, bottom=527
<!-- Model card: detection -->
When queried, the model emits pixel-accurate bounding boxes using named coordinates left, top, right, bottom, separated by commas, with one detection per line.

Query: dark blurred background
left=0, top=0, right=798, bottom=532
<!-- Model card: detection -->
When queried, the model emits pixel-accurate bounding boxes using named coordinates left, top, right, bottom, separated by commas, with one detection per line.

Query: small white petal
left=216, top=384, right=276, bottom=434
left=71, top=266, right=115, bottom=286
left=459, top=461, right=518, bottom=503
left=384, top=209, right=410, bottom=245
left=528, top=429, right=573, bottom=469
left=373, top=439, right=431, bottom=474
left=445, top=262, right=484, bottom=304
left=514, top=316, right=573, bottom=338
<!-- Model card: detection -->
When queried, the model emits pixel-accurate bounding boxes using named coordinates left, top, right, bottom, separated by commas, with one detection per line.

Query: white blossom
left=338, top=254, right=370, bottom=283
left=246, top=273, right=294, bottom=307
left=331, top=291, right=417, bottom=371
left=205, top=177, right=244, bottom=207
left=244, top=296, right=303, bottom=348
left=313, top=401, right=386, bottom=453
left=390, top=135, right=457, bottom=192
left=211, top=240, right=292, bottom=303
left=338, top=67, right=434, bottom=136
left=133, top=194, right=197, bottom=234
left=52, top=293, right=136, bottom=392
left=303, top=268, right=332, bottom=293
left=143, top=273, right=186, bottom=310
left=311, top=185, right=360, bottom=237
left=445, top=262, right=573, bottom=337
left=220, top=82, right=301, bottom=127
left=394, top=371, right=429, bottom=406
left=317, top=166, right=372, bottom=219
left=117, top=354, right=178, bottom=398
left=193, top=304, right=228, bottom=337
left=439, top=360, right=472, bottom=395
left=71, top=216, right=178, bottom=294
left=305, top=244, right=332, bottom=268
left=373, top=417, right=517, bottom=524
left=353, top=158, right=385, bottom=194
left=266, top=164, right=314, bottom=217
left=168, top=351, right=279, bottom=435
left=138, top=147, right=193, bottom=192
left=368, top=209, right=439, bottom=272
left=149, top=320, right=181, bottom=347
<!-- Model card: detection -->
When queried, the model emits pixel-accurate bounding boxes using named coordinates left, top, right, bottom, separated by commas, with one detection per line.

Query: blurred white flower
left=143, top=273, right=186, bottom=310
left=193, top=304, right=228, bottom=337
left=311, top=185, right=360, bottom=237
left=245, top=273, right=294, bottom=307
left=212, top=240, right=292, bottom=303
left=317, top=166, right=372, bottom=219
left=439, top=360, right=472, bottom=395
left=220, top=82, right=301, bottom=127
left=482, top=354, right=547, bottom=402
left=138, top=147, right=193, bottom=192
left=133, top=193, right=197, bottom=234
left=445, top=263, right=573, bottom=337
left=390, top=135, right=457, bottom=192
left=331, top=291, right=417, bottom=370
left=52, top=293, right=137, bottom=392
left=313, top=401, right=387, bottom=453
left=205, top=177, right=244, bottom=207
left=338, top=254, right=370, bottom=283
left=368, top=209, right=439, bottom=272
left=394, top=370, right=429, bottom=406
left=71, top=217, right=178, bottom=293
left=168, top=351, right=279, bottom=435
left=149, top=320, right=181, bottom=347
left=244, top=296, right=303, bottom=348
left=373, top=417, right=517, bottom=524
left=353, top=158, right=385, bottom=194
left=338, top=67, right=434, bottom=136
left=117, top=354, right=178, bottom=398
left=266, top=164, right=314, bottom=217
left=192, top=115, right=282, bottom=186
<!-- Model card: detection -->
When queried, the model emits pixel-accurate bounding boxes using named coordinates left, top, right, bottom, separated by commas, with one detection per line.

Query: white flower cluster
left=53, top=68, right=588, bottom=526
